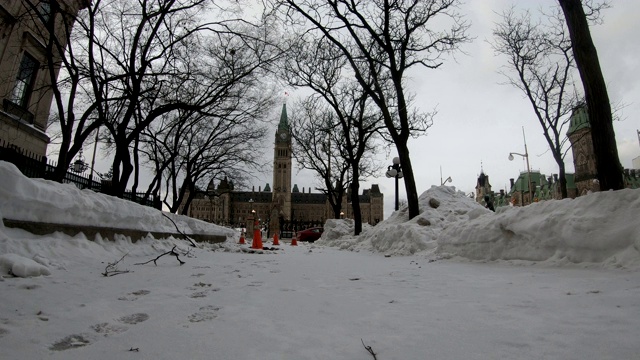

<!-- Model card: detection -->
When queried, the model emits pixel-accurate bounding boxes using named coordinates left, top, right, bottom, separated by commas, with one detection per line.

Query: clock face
left=279, top=132, right=287, bottom=140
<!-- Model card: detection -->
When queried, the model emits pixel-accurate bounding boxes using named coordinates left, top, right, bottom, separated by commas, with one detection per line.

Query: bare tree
left=281, top=37, right=385, bottom=234
left=333, top=86, right=387, bottom=234
left=558, top=0, right=623, bottom=190
left=492, top=6, right=580, bottom=198
left=139, top=90, right=274, bottom=213
left=288, top=99, right=351, bottom=219
left=269, top=0, right=470, bottom=219
left=75, top=0, right=283, bottom=197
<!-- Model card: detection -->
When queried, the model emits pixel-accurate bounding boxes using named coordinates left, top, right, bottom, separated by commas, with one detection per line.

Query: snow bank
left=437, top=188, right=640, bottom=268
left=2, top=159, right=640, bottom=269
left=0, top=161, right=234, bottom=238
left=319, top=186, right=488, bottom=256
left=320, top=184, right=640, bottom=269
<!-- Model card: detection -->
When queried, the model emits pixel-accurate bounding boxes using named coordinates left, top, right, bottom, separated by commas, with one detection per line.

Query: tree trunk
left=350, top=166, right=363, bottom=236
left=110, top=142, right=133, bottom=197
left=397, top=143, right=419, bottom=218
left=552, top=151, right=569, bottom=198
left=558, top=0, right=624, bottom=190
left=132, top=136, right=140, bottom=196
left=51, top=145, right=71, bottom=182
left=559, top=166, right=568, bottom=199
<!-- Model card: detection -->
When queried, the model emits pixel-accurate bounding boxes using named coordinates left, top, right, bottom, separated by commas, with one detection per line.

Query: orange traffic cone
left=290, top=233, right=298, bottom=246
left=238, top=231, right=245, bottom=244
left=251, top=221, right=263, bottom=250
left=272, top=232, right=280, bottom=246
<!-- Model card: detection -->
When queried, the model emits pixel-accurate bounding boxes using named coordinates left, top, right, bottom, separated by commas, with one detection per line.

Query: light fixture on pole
left=385, top=157, right=403, bottom=211
left=508, top=127, right=533, bottom=205
left=70, top=148, right=88, bottom=173
left=89, top=126, right=100, bottom=182
left=439, top=166, right=452, bottom=185
left=248, top=198, right=255, bottom=216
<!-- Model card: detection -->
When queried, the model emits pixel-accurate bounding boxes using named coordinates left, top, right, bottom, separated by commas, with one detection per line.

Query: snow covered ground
left=1, top=161, right=639, bottom=359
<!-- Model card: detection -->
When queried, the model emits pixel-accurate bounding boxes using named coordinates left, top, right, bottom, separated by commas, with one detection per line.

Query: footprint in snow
left=187, top=305, right=220, bottom=324
left=91, top=322, right=128, bottom=336
left=49, top=334, right=92, bottom=351
left=118, top=289, right=150, bottom=301
left=118, top=313, right=149, bottom=325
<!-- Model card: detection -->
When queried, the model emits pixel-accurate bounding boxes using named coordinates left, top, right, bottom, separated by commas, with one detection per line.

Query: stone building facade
left=0, top=0, right=88, bottom=156
left=566, top=105, right=599, bottom=196
left=474, top=170, right=492, bottom=205
left=566, top=104, right=640, bottom=194
left=179, top=104, right=384, bottom=233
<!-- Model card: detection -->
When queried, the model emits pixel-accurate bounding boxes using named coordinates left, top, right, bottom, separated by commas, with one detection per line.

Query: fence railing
left=0, top=139, right=159, bottom=209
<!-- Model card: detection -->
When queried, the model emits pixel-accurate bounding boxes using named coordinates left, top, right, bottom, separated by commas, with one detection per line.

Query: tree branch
left=361, top=339, right=378, bottom=360
left=102, top=253, right=131, bottom=277
left=162, top=213, right=197, bottom=247
left=135, top=245, right=185, bottom=266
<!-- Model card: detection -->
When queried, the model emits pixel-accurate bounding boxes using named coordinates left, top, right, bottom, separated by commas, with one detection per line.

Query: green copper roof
left=567, top=105, right=590, bottom=136
left=278, top=103, right=289, bottom=132
left=508, top=171, right=577, bottom=201
left=508, top=171, right=548, bottom=194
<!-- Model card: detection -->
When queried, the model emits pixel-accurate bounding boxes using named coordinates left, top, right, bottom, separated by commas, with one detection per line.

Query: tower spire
left=278, top=103, right=289, bottom=132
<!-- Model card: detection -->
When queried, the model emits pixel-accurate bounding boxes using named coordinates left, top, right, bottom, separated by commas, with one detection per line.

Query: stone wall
left=3, top=218, right=227, bottom=244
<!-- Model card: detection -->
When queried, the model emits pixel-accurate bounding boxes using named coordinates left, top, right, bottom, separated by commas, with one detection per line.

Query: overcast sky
left=264, top=0, right=640, bottom=219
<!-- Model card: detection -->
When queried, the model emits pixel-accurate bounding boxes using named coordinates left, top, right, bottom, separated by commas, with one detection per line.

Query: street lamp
left=89, top=125, right=100, bottom=182
left=385, top=157, right=403, bottom=211
left=439, top=166, right=452, bottom=185
left=508, top=127, right=533, bottom=205
left=248, top=198, right=255, bottom=216
left=70, top=148, right=88, bottom=173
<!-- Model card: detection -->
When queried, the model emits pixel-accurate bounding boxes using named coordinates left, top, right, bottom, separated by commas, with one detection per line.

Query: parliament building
left=178, top=104, right=384, bottom=234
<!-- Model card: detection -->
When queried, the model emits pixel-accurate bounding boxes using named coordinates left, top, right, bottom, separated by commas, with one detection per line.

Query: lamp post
left=508, top=127, right=533, bottom=205
left=70, top=148, right=88, bottom=173
left=439, top=166, right=452, bottom=185
left=89, top=126, right=99, bottom=183
left=247, top=198, right=255, bottom=239
left=385, top=157, right=403, bottom=211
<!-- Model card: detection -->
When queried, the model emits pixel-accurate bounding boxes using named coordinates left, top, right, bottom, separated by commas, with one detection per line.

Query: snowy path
left=1, top=240, right=639, bottom=360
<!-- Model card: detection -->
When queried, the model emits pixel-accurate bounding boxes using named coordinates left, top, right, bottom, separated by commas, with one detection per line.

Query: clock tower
left=272, top=104, right=292, bottom=221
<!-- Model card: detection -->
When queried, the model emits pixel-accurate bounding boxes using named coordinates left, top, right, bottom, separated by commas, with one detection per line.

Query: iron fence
left=0, top=139, right=159, bottom=209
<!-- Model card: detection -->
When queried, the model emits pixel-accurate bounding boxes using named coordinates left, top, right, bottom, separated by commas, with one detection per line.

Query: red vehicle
left=296, top=227, right=324, bottom=243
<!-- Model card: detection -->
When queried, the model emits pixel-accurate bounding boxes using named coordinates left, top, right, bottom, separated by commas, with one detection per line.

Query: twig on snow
left=134, top=245, right=185, bottom=266
left=102, top=254, right=131, bottom=277
left=361, top=339, right=378, bottom=360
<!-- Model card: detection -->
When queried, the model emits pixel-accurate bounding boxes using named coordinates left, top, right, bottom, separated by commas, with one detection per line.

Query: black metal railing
left=0, top=139, right=159, bottom=209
